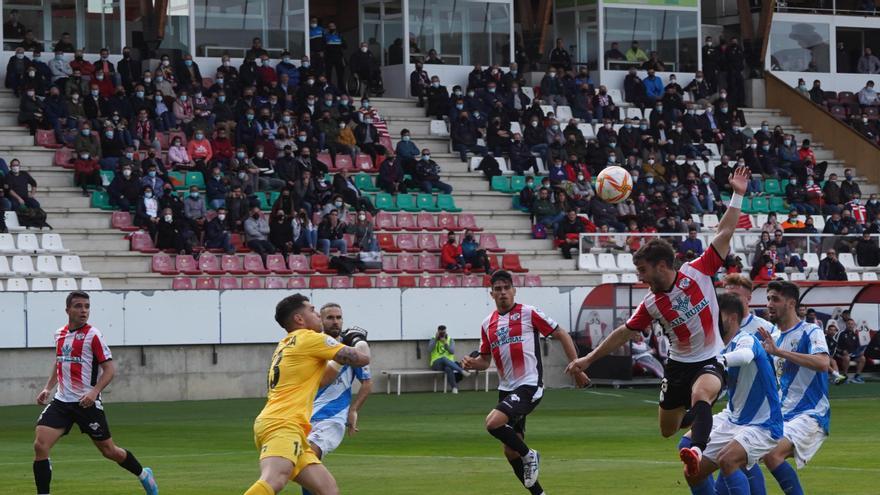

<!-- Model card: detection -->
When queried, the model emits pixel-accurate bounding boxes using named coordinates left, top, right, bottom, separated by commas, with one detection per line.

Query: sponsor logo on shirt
left=668, top=297, right=710, bottom=327
left=491, top=326, right=523, bottom=350
left=57, top=344, right=85, bottom=364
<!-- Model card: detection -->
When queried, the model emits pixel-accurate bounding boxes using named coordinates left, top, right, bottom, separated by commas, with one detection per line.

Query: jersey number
left=268, top=352, right=284, bottom=390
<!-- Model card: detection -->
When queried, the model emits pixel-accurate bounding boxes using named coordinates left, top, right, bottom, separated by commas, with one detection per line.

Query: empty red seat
left=440, top=274, right=461, bottom=287
left=111, top=211, right=137, bottom=231
left=176, top=254, right=202, bottom=275
left=382, top=256, right=402, bottom=274
left=514, top=275, right=526, bottom=286
left=376, top=275, right=396, bottom=287
left=419, top=254, right=445, bottom=273
left=266, top=254, right=292, bottom=274
left=480, top=234, right=505, bottom=253
left=524, top=274, right=542, bottom=287
left=151, top=253, right=177, bottom=274
left=222, top=254, right=247, bottom=274
left=218, top=277, right=240, bottom=289
left=36, top=129, right=61, bottom=148
left=437, top=213, right=458, bottom=231
left=242, top=277, right=263, bottom=289
left=309, top=276, right=329, bottom=289
left=378, top=233, right=401, bottom=252
left=316, top=152, right=333, bottom=170
left=502, top=254, right=528, bottom=273
left=311, top=254, right=337, bottom=274
left=458, top=214, right=482, bottom=231
left=488, top=255, right=500, bottom=271
left=375, top=212, right=398, bottom=231
left=829, top=105, right=847, bottom=120
left=230, top=233, right=250, bottom=252
left=397, top=233, right=419, bottom=252
left=396, top=213, right=418, bottom=231
left=356, top=154, right=376, bottom=172
left=397, top=254, right=420, bottom=273
left=418, top=233, right=441, bottom=252
left=265, top=276, right=286, bottom=289
left=288, top=277, right=308, bottom=288
left=53, top=148, right=73, bottom=168
left=288, top=255, right=315, bottom=274
left=198, top=252, right=224, bottom=275
left=379, top=135, right=393, bottom=151
left=172, top=277, right=193, bottom=289
left=331, top=276, right=352, bottom=288
left=131, top=231, right=159, bottom=253
left=353, top=276, right=373, bottom=288
left=462, top=274, right=483, bottom=287
left=195, top=277, right=217, bottom=289
left=244, top=253, right=270, bottom=274
left=397, top=275, right=416, bottom=288
left=420, top=275, right=441, bottom=287
left=417, top=212, right=441, bottom=231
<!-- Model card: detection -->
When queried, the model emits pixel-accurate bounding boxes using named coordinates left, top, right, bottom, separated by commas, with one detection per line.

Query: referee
left=33, top=291, right=158, bottom=495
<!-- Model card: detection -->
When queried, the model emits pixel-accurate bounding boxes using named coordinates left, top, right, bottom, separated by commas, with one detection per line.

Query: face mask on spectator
left=145, top=191, right=153, bottom=198
left=237, top=151, right=246, bottom=159
left=154, top=95, right=162, bottom=102
left=358, top=214, right=366, bottom=221
left=298, top=135, right=307, bottom=142
left=256, top=152, right=264, bottom=158
left=81, top=129, right=91, bottom=136
left=156, top=76, right=164, bottom=82
left=702, top=177, right=710, bottom=184
left=246, top=114, right=255, bottom=121
left=402, top=135, right=411, bottom=141
left=90, top=90, right=99, bottom=97
left=646, top=177, right=654, bottom=184
left=105, top=130, right=114, bottom=138
left=422, top=154, right=431, bottom=161
left=334, top=201, right=343, bottom=208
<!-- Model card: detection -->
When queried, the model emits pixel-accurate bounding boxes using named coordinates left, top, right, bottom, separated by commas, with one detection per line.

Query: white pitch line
left=642, top=400, right=659, bottom=405
left=585, top=391, right=625, bottom=398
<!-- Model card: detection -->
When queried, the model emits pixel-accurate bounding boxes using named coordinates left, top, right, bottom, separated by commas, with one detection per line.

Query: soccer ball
left=596, top=166, right=633, bottom=204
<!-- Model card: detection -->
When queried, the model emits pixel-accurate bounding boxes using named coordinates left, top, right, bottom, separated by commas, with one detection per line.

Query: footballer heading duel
left=567, top=166, right=751, bottom=476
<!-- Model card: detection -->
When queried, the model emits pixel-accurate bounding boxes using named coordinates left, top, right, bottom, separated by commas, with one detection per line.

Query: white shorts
left=307, top=420, right=345, bottom=457
left=783, top=414, right=827, bottom=469
left=703, top=416, right=779, bottom=469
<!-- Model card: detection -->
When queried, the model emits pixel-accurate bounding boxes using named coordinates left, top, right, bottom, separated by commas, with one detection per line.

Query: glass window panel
left=577, top=10, right=599, bottom=70
left=195, top=0, right=264, bottom=57
left=769, top=21, right=830, bottom=72
left=84, top=0, right=121, bottom=52
left=409, top=0, right=511, bottom=66
left=267, top=0, right=306, bottom=57
left=489, top=3, right=510, bottom=65
left=555, top=8, right=576, bottom=63
left=383, top=0, right=403, bottom=66
left=603, top=8, right=697, bottom=72
left=163, top=0, right=191, bottom=53
left=3, top=4, right=45, bottom=49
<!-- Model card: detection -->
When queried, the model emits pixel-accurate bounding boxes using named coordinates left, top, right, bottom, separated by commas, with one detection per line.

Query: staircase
left=3, top=90, right=876, bottom=289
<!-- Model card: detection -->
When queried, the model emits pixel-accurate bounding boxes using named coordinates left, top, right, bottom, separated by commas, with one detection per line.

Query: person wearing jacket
left=414, top=150, right=452, bottom=194
left=440, top=232, right=464, bottom=270
left=317, top=208, right=347, bottom=255
left=243, top=206, right=276, bottom=262
left=377, top=151, right=406, bottom=194
left=72, top=151, right=101, bottom=195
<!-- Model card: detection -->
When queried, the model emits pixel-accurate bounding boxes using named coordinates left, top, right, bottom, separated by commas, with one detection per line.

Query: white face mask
left=164, top=215, right=173, bottom=222
left=217, top=214, right=226, bottom=221
left=122, top=169, right=132, bottom=177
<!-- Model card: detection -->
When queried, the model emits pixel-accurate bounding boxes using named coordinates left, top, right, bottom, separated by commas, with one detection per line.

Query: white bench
left=382, top=368, right=497, bottom=395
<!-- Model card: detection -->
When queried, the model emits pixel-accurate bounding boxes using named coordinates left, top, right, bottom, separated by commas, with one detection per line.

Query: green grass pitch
left=0, top=384, right=877, bottom=494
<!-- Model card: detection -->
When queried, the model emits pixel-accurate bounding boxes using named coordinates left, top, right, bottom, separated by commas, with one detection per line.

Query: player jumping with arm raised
left=566, top=166, right=750, bottom=477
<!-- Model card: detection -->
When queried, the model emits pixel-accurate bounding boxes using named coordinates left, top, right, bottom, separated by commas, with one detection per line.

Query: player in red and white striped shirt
left=567, top=166, right=751, bottom=477
left=33, top=291, right=158, bottom=495
left=464, top=270, right=589, bottom=493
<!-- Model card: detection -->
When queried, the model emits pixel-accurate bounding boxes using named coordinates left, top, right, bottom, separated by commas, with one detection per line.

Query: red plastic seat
left=376, top=275, right=396, bottom=287
left=458, top=213, right=482, bottom=231
left=311, top=254, right=337, bottom=274
left=352, top=276, right=373, bottom=288
left=131, top=231, right=159, bottom=253
left=514, top=275, right=526, bottom=286
left=379, top=134, right=393, bottom=150
left=288, top=277, right=308, bottom=288
left=343, top=233, right=360, bottom=253
left=242, top=276, right=263, bottom=289
left=172, top=277, right=193, bottom=289
left=397, top=254, right=420, bottom=273
left=218, top=277, right=240, bottom=289
left=397, top=233, right=419, bottom=252
left=195, top=277, right=217, bottom=289
left=440, top=274, right=461, bottom=287
left=377, top=233, right=401, bottom=252
left=316, top=152, right=333, bottom=170
left=111, top=211, right=137, bottom=231
left=375, top=212, right=398, bottom=231
left=244, top=253, right=270, bottom=274
left=462, top=274, right=484, bottom=287
left=329, top=154, right=353, bottom=172
left=53, top=148, right=73, bottom=168
left=309, top=276, right=329, bottom=289
left=418, top=233, right=441, bottom=253
left=488, top=255, right=500, bottom=271
left=437, top=213, right=458, bottom=231
left=420, top=275, right=441, bottom=287
left=382, top=256, right=402, bottom=274
left=288, top=255, right=315, bottom=274
left=331, top=276, right=352, bottom=288
left=524, top=274, right=543, bottom=287
left=480, top=234, right=505, bottom=253
left=502, top=254, right=528, bottom=273
left=176, top=254, right=202, bottom=275
left=151, top=253, right=177, bottom=274
left=36, top=129, right=62, bottom=148
left=417, top=212, right=441, bottom=231
left=198, top=252, right=224, bottom=275
left=397, top=275, right=417, bottom=288
left=396, top=213, right=418, bottom=231
left=230, top=233, right=251, bottom=252
left=265, top=276, right=286, bottom=289
left=355, top=154, right=376, bottom=172
left=266, top=254, right=292, bottom=274
left=222, top=254, right=248, bottom=275
left=419, top=254, right=445, bottom=273
left=829, top=105, right=847, bottom=120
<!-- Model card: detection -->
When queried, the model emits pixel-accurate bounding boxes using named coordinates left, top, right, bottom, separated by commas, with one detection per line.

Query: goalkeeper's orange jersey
left=256, top=329, right=345, bottom=426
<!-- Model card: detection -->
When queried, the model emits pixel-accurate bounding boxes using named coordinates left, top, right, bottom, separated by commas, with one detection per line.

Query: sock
left=245, top=480, right=274, bottom=495
left=688, top=476, right=715, bottom=495
left=33, top=459, right=51, bottom=494
left=689, top=401, right=713, bottom=451
left=678, top=436, right=693, bottom=450
left=117, top=449, right=143, bottom=477
left=489, top=425, right=529, bottom=457
left=680, top=408, right=697, bottom=429
left=714, top=473, right=729, bottom=495
left=507, top=458, right=544, bottom=494
left=719, top=470, right=750, bottom=495
left=745, top=464, right=767, bottom=495
left=771, top=462, right=804, bottom=495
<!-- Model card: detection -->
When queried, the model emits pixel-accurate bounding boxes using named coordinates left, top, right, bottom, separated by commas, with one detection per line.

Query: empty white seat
left=847, top=272, right=861, bottom=281
left=754, top=214, right=768, bottom=228
left=625, top=107, right=643, bottom=120
left=705, top=143, right=720, bottom=158
left=742, top=234, right=760, bottom=251
left=510, top=121, right=522, bottom=135
left=534, top=157, right=549, bottom=174
left=621, top=273, right=638, bottom=283
left=540, top=105, right=555, bottom=117
left=429, top=120, right=449, bottom=136
left=617, top=253, right=636, bottom=272
left=775, top=272, right=789, bottom=280
left=31, top=278, right=54, bottom=291
left=803, top=253, right=820, bottom=269
left=807, top=272, right=819, bottom=280
left=812, top=215, right=825, bottom=231
left=16, top=233, right=42, bottom=253
left=579, top=253, right=599, bottom=271
left=555, top=106, right=573, bottom=122
left=6, top=278, right=28, bottom=291
left=40, top=233, right=69, bottom=253
left=11, top=255, right=35, bottom=275
left=5, top=211, right=23, bottom=231
left=36, top=255, right=63, bottom=275
left=642, top=108, right=652, bottom=122
left=60, top=255, right=87, bottom=275
left=703, top=215, right=719, bottom=228
left=607, top=89, right=623, bottom=104
left=468, top=156, right=482, bottom=172
left=705, top=160, right=721, bottom=175
left=612, top=123, right=624, bottom=133
left=0, top=233, right=17, bottom=253
left=790, top=272, right=807, bottom=281
left=80, top=277, right=103, bottom=290
left=862, top=272, right=878, bottom=281
left=578, top=123, right=596, bottom=140
left=522, top=87, right=535, bottom=100
left=597, top=253, right=618, bottom=271
left=838, top=253, right=858, bottom=270
left=55, top=278, right=79, bottom=291
left=601, top=273, right=620, bottom=283
left=0, top=256, right=11, bottom=276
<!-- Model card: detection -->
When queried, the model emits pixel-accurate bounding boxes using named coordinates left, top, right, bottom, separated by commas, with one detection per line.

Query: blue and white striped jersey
left=311, top=364, right=371, bottom=425
left=772, top=321, right=831, bottom=434
left=724, top=331, right=784, bottom=439
left=740, top=313, right=779, bottom=342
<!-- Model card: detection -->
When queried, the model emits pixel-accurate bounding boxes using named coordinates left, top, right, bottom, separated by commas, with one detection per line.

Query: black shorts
left=659, top=358, right=726, bottom=411
left=495, top=385, right=542, bottom=435
left=36, top=399, right=112, bottom=441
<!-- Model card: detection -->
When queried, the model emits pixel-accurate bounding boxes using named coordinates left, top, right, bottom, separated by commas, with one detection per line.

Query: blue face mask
left=184, top=60, right=192, bottom=66
left=218, top=96, right=226, bottom=102
left=148, top=171, right=157, bottom=177
left=246, top=114, right=254, bottom=121
left=362, top=102, right=370, bottom=108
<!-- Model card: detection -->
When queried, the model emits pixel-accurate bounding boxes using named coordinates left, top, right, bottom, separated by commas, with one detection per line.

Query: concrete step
left=521, top=258, right=579, bottom=271
left=40, top=208, right=112, bottom=229
left=378, top=106, right=434, bottom=118
left=385, top=117, right=432, bottom=135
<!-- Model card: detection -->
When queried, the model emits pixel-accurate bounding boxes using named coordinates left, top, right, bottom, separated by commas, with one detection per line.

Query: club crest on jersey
left=509, top=394, right=520, bottom=402
left=74, top=333, right=86, bottom=340
left=511, top=313, right=521, bottom=321
left=677, top=277, right=692, bottom=290
left=325, top=336, right=338, bottom=347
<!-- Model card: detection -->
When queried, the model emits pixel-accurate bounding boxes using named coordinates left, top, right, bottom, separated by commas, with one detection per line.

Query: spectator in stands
left=4, top=159, right=40, bottom=210
left=410, top=61, right=430, bottom=107
left=317, top=209, right=347, bottom=256
left=377, top=150, right=406, bottom=195
left=440, top=232, right=465, bottom=270
left=593, top=85, right=617, bottom=121
left=626, top=41, right=648, bottom=63
left=786, top=177, right=816, bottom=214
left=623, top=67, right=644, bottom=106
left=72, top=149, right=101, bottom=196
left=347, top=210, right=377, bottom=252
left=425, top=76, right=449, bottom=120
left=17, top=87, right=44, bottom=134
left=841, top=168, right=862, bottom=203
left=451, top=110, right=486, bottom=162
left=556, top=209, right=585, bottom=259
left=852, top=112, right=878, bottom=141
left=155, top=207, right=194, bottom=254
left=750, top=254, right=775, bottom=282
left=183, top=185, right=207, bottom=240
left=858, top=48, right=880, bottom=74
left=549, top=38, right=572, bottom=71
left=835, top=318, right=866, bottom=383
left=395, top=128, right=420, bottom=175
left=5, top=47, right=30, bottom=94
left=685, top=71, right=711, bottom=104
left=795, top=78, right=809, bottom=99
left=857, top=80, right=879, bottom=106
left=809, top=80, right=826, bottom=105
left=243, top=206, right=275, bottom=262
left=291, top=208, right=317, bottom=252
left=460, top=230, right=490, bottom=272
left=605, top=42, right=625, bottom=63
left=187, top=130, right=213, bottom=173
left=354, top=108, right=386, bottom=165
left=267, top=210, right=295, bottom=257
left=428, top=326, right=469, bottom=394
left=856, top=230, right=880, bottom=266
left=333, top=168, right=376, bottom=213
left=678, top=228, right=704, bottom=258
left=531, top=187, right=563, bottom=231
left=819, top=249, right=848, bottom=280
left=540, top=68, right=566, bottom=106
left=134, top=184, right=160, bottom=235
left=107, top=164, right=139, bottom=211
left=781, top=210, right=806, bottom=231
left=205, top=207, right=235, bottom=254
left=415, top=149, right=453, bottom=194
left=4, top=10, right=26, bottom=40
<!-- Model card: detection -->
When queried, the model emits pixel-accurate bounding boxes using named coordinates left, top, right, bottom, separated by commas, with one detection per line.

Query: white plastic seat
left=522, top=86, right=535, bottom=100
left=812, top=215, right=825, bottom=231
left=5, top=278, right=28, bottom=291
left=509, top=121, right=522, bottom=135
left=803, top=253, right=820, bottom=269
left=616, top=253, right=636, bottom=272
left=540, top=105, right=555, bottom=117
left=0, top=256, right=11, bottom=276
left=16, top=233, right=42, bottom=253
left=607, top=89, right=623, bottom=105
left=847, top=272, right=861, bottom=281
left=533, top=157, right=549, bottom=174
left=11, top=255, right=35, bottom=275
left=40, top=234, right=69, bottom=254
left=790, top=272, right=807, bottom=281
left=55, top=277, right=79, bottom=291
left=31, top=278, right=54, bottom=291
left=429, top=120, right=449, bottom=137
left=0, top=233, right=17, bottom=253
left=80, top=277, right=103, bottom=290
left=555, top=106, right=573, bottom=122
left=597, top=253, right=618, bottom=271
left=578, top=123, right=596, bottom=140
left=612, top=123, right=624, bottom=133
left=775, top=272, right=789, bottom=280
left=742, top=234, right=760, bottom=251
left=468, top=156, right=482, bottom=172
left=625, top=107, right=643, bottom=120
left=621, top=273, right=638, bottom=283
left=705, top=160, right=720, bottom=175
left=579, top=253, right=599, bottom=271
left=807, top=272, right=819, bottom=280
left=5, top=211, right=23, bottom=231
left=862, top=272, right=878, bottom=281
left=705, top=143, right=720, bottom=158
left=838, top=253, right=858, bottom=270
left=754, top=214, right=768, bottom=228
left=60, top=255, right=88, bottom=275
left=601, top=273, right=620, bottom=283
left=703, top=215, right=719, bottom=229
left=36, top=255, right=63, bottom=275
